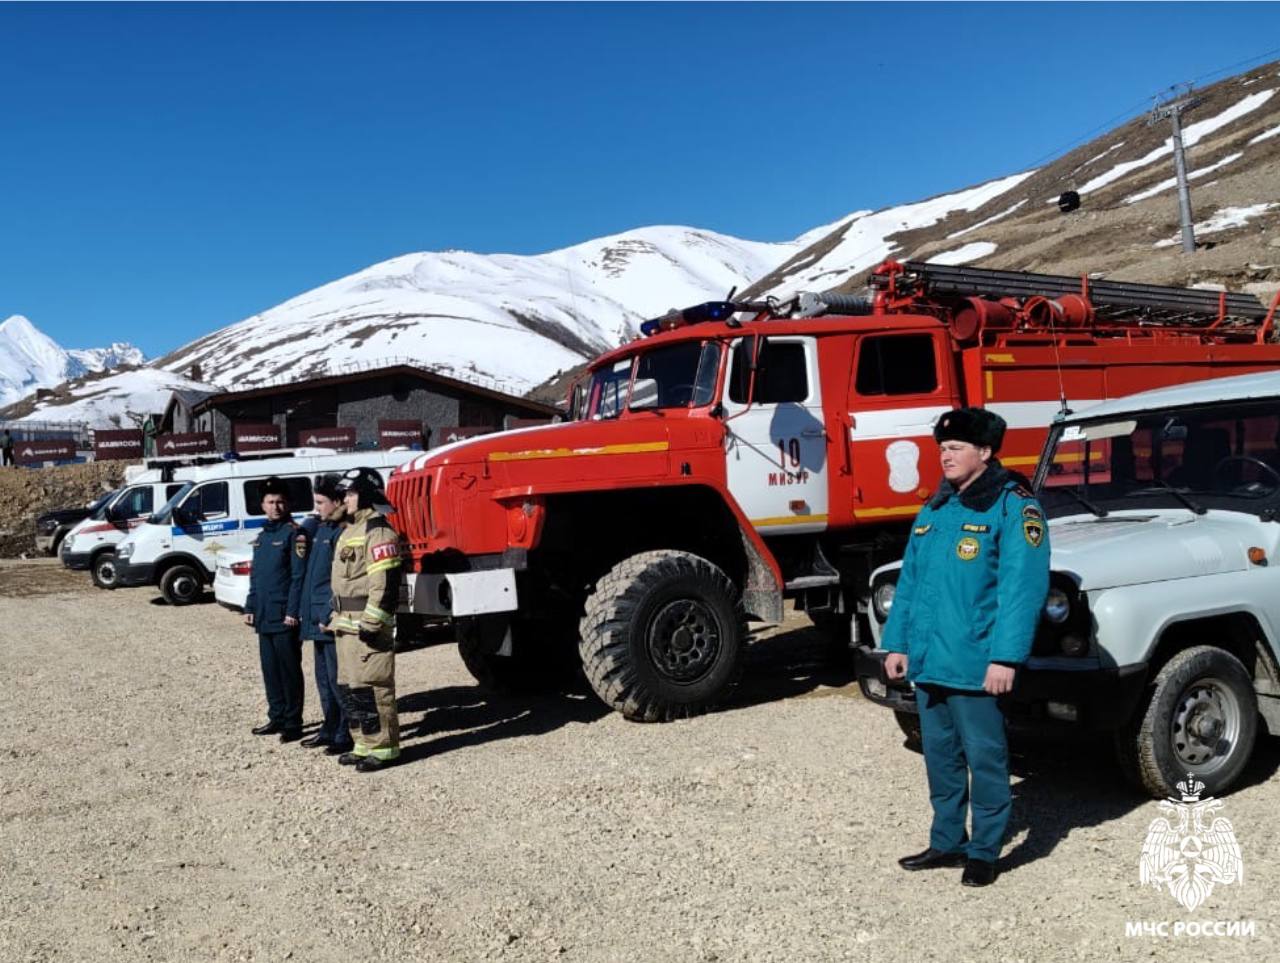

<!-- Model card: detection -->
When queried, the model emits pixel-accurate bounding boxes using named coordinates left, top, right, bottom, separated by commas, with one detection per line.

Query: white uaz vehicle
left=114, top=450, right=417, bottom=605
left=856, top=370, right=1280, bottom=798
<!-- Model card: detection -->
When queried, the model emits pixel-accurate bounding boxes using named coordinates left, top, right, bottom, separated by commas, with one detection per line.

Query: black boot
left=898, top=848, right=968, bottom=871
left=961, top=859, right=998, bottom=887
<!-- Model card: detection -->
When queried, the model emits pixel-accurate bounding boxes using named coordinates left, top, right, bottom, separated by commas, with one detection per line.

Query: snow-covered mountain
left=0, top=315, right=146, bottom=407
left=11, top=366, right=218, bottom=429
left=156, top=226, right=807, bottom=396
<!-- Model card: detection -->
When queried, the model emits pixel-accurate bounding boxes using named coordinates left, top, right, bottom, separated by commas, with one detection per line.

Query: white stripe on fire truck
left=848, top=401, right=1103, bottom=442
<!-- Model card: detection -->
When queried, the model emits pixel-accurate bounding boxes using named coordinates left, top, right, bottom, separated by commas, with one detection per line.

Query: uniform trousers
left=257, top=630, right=304, bottom=730
left=311, top=638, right=351, bottom=746
left=335, top=631, right=399, bottom=760
left=917, top=684, right=1011, bottom=862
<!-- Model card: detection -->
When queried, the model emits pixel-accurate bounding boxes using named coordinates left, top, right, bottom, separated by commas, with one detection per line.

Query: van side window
left=165, top=484, right=186, bottom=501
left=119, top=487, right=154, bottom=518
left=728, top=341, right=810, bottom=404
left=243, top=476, right=314, bottom=516
left=189, top=482, right=230, bottom=520
left=856, top=334, right=939, bottom=395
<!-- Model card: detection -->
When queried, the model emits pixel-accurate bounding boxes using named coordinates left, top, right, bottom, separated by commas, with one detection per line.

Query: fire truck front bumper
left=405, top=568, right=519, bottom=618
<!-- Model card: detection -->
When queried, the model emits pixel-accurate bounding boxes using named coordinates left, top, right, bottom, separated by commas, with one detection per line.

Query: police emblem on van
left=956, top=536, right=980, bottom=561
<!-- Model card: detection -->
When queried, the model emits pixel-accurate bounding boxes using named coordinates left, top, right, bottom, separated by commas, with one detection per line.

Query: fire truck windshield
left=1034, top=400, right=1280, bottom=517
left=587, top=341, right=722, bottom=419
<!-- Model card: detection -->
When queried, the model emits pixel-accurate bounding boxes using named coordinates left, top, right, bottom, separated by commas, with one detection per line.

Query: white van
left=61, top=471, right=198, bottom=588
left=114, top=450, right=418, bottom=605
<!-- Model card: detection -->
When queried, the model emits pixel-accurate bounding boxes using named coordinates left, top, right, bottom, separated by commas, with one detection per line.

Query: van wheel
left=1114, top=646, right=1258, bottom=798
left=91, top=552, right=120, bottom=590
left=456, top=614, right=580, bottom=695
left=50, top=529, right=68, bottom=557
left=161, top=564, right=204, bottom=606
left=580, top=550, right=745, bottom=722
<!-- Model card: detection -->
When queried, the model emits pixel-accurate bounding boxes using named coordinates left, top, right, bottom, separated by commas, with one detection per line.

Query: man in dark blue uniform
left=244, top=476, right=310, bottom=742
left=881, top=408, right=1049, bottom=887
left=298, top=475, right=353, bottom=755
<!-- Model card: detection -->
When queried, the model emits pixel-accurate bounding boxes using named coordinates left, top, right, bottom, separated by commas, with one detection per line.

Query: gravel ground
left=2, top=559, right=1277, bottom=963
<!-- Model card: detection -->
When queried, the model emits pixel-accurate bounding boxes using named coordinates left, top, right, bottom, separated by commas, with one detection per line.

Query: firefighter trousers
left=335, top=630, right=399, bottom=759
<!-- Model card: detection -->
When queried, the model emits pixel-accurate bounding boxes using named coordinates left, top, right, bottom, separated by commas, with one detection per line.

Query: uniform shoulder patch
left=294, top=532, right=309, bottom=559
left=1023, top=518, right=1045, bottom=548
left=370, top=540, right=399, bottom=562
left=1021, top=503, right=1044, bottom=521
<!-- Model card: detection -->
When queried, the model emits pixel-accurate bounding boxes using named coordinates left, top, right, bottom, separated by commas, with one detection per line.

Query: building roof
left=191, top=363, right=558, bottom=417
left=1063, top=369, right=1280, bottom=423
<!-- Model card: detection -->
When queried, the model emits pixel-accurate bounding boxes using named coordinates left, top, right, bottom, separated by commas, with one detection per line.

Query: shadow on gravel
left=1000, top=730, right=1280, bottom=873
left=722, top=621, right=856, bottom=713
left=393, top=685, right=609, bottom=766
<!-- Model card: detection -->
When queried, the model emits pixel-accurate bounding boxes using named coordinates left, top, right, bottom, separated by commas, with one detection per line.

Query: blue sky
left=3, top=2, right=1277, bottom=357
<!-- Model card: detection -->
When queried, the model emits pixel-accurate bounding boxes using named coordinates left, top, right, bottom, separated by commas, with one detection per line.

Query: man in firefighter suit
left=329, top=467, right=402, bottom=772
left=880, top=408, right=1049, bottom=887
left=244, top=476, right=310, bottom=742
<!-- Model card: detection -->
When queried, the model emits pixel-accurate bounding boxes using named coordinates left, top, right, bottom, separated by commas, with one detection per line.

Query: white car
left=857, top=369, right=1280, bottom=798
left=213, top=547, right=252, bottom=611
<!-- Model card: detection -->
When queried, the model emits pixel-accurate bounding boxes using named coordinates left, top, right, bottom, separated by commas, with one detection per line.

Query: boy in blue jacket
left=298, top=475, right=353, bottom=755
left=881, top=408, right=1049, bottom=887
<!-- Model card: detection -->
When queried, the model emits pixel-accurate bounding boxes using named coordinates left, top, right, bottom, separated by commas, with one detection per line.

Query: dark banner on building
left=14, top=439, right=77, bottom=465
left=233, top=422, right=282, bottom=452
left=93, top=429, right=144, bottom=461
left=506, top=417, right=553, bottom=431
left=433, top=426, right=494, bottom=448
left=294, top=426, right=357, bottom=450
left=156, top=432, right=216, bottom=455
left=378, top=420, right=424, bottom=449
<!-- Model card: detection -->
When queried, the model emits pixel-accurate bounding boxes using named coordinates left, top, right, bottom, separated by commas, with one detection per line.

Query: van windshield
left=150, top=482, right=195, bottom=524
left=88, top=489, right=122, bottom=520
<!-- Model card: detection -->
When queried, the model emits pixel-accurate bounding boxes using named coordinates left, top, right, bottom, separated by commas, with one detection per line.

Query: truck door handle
left=802, top=428, right=826, bottom=438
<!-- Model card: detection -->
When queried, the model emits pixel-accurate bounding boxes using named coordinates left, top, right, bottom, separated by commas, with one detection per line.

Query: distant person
left=2, top=430, right=13, bottom=466
left=880, top=408, right=1049, bottom=887
left=244, top=476, right=310, bottom=742
left=298, top=475, right=353, bottom=755
left=329, top=467, right=402, bottom=772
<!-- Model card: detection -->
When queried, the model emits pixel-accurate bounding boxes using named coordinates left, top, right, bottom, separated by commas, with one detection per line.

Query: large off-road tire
left=91, top=551, right=120, bottom=590
left=1113, top=645, right=1258, bottom=798
left=160, top=563, right=204, bottom=606
left=579, top=550, right=746, bottom=722
left=456, top=613, right=580, bottom=695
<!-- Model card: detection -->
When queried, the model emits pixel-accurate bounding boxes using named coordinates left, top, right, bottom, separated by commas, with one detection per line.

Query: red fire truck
left=386, top=260, right=1280, bottom=721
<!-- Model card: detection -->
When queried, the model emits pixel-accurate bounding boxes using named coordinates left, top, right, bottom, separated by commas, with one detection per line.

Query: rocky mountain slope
left=0, top=315, right=145, bottom=407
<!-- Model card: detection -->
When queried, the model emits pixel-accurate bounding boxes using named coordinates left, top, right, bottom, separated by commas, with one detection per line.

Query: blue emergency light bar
left=639, top=301, right=744, bottom=337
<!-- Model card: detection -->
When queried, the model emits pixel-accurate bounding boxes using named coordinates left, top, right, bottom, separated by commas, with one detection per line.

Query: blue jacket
left=299, top=513, right=344, bottom=642
left=880, top=462, right=1050, bottom=691
left=244, top=517, right=309, bottom=634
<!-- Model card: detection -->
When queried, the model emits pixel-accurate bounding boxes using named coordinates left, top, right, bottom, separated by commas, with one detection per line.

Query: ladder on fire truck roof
left=870, top=260, right=1269, bottom=326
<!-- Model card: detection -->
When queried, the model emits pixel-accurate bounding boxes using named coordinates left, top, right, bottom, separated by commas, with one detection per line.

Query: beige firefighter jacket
left=329, top=508, right=401, bottom=638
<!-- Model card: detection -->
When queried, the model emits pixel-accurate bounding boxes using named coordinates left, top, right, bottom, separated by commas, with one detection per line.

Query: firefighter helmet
left=335, top=467, right=387, bottom=510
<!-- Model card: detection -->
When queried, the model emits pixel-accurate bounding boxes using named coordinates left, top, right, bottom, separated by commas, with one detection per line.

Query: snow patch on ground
left=1124, top=152, right=1244, bottom=204
left=766, top=170, right=1035, bottom=298
left=1249, top=124, right=1280, bottom=144
left=1074, top=89, right=1274, bottom=197
left=930, top=241, right=998, bottom=265
left=947, top=200, right=1027, bottom=239
left=1153, top=203, right=1279, bottom=248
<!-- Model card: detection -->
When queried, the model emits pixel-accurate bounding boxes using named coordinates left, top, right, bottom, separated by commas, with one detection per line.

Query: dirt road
left=2, top=560, right=1276, bottom=962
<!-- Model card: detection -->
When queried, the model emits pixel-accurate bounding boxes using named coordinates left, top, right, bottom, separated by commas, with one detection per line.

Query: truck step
left=785, top=574, right=842, bottom=591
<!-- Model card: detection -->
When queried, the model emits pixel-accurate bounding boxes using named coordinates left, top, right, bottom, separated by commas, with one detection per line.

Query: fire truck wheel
left=456, top=615, right=580, bottom=695
left=579, top=550, right=746, bottom=722
left=1112, top=645, right=1257, bottom=798
left=91, top=551, right=120, bottom=590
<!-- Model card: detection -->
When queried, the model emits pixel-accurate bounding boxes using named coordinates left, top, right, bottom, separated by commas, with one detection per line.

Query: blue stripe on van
left=171, top=519, right=240, bottom=536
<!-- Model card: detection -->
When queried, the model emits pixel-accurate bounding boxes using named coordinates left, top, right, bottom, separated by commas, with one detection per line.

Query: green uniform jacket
left=880, top=462, right=1050, bottom=691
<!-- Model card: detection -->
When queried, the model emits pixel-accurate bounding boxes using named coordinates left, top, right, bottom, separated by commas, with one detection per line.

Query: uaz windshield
left=151, top=482, right=195, bottom=524
left=1035, top=399, right=1280, bottom=516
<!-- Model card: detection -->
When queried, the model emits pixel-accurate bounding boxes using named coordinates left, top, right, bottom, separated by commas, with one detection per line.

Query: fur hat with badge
left=313, top=473, right=343, bottom=501
left=260, top=475, right=292, bottom=499
left=933, top=407, right=1007, bottom=452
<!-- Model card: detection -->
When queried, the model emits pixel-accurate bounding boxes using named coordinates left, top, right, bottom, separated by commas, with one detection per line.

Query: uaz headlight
left=872, top=579, right=896, bottom=622
left=1044, top=587, right=1070, bottom=624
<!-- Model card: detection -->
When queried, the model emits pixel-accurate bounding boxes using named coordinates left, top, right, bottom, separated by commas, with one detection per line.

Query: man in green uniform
left=328, top=467, right=402, bottom=773
left=881, top=408, right=1049, bottom=887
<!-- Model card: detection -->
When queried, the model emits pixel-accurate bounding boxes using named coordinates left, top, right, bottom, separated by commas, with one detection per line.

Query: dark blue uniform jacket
left=299, top=514, right=343, bottom=642
left=881, top=462, right=1050, bottom=691
left=244, top=517, right=309, bottom=633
